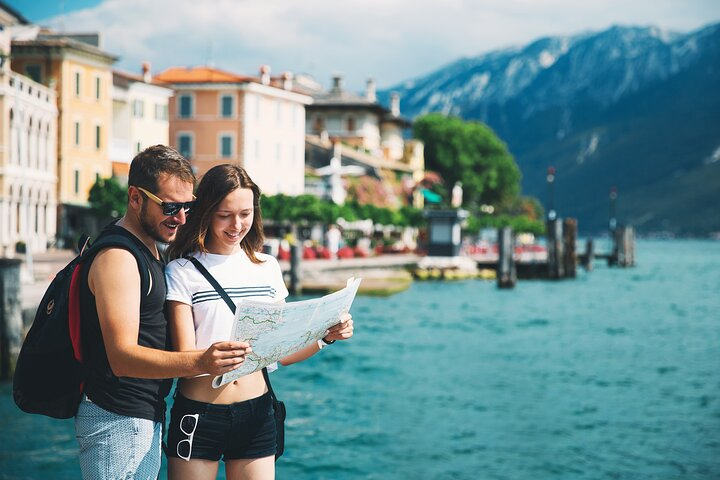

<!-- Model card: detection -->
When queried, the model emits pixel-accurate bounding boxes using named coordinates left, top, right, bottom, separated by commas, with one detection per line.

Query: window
left=220, top=135, right=233, bottom=158
left=347, top=116, right=356, bottom=132
left=178, top=134, right=192, bottom=159
left=221, top=95, right=234, bottom=118
left=95, top=76, right=101, bottom=100
left=178, top=94, right=193, bottom=118
left=136, top=142, right=142, bottom=153
left=276, top=101, right=282, bottom=124
left=25, top=65, right=42, bottom=83
left=95, top=125, right=101, bottom=150
left=132, top=100, right=144, bottom=118
left=74, top=71, right=81, bottom=96
left=74, top=169, right=80, bottom=194
left=255, top=96, right=261, bottom=120
left=74, top=121, right=81, bottom=146
left=155, top=104, right=168, bottom=121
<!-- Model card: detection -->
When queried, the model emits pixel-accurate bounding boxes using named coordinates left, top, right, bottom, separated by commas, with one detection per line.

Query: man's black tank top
left=79, top=224, right=172, bottom=422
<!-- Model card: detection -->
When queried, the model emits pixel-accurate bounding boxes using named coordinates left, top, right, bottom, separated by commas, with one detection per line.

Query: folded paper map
left=212, top=277, right=362, bottom=388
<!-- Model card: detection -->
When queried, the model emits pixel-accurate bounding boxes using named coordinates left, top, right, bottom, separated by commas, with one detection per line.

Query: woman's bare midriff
left=178, top=370, right=267, bottom=404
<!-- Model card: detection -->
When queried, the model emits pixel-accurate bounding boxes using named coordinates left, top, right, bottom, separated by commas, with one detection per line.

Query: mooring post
left=562, top=218, right=577, bottom=278
left=289, top=224, right=303, bottom=295
left=582, top=238, right=595, bottom=271
left=616, top=226, right=635, bottom=267
left=546, top=219, right=564, bottom=279
left=497, top=226, right=516, bottom=289
left=608, top=187, right=619, bottom=266
left=0, top=258, right=23, bottom=379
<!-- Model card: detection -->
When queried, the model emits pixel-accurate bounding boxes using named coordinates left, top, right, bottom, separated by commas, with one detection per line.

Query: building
left=303, top=75, right=425, bottom=208
left=0, top=4, right=58, bottom=255
left=111, top=63, right=172, bottom=182
left=154, top=65, right=312, bottom=195
left=11, top=29, right=116, bottom=242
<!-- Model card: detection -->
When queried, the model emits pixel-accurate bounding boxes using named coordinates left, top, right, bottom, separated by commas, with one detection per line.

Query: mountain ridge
left=380, top=22, right=720, bottom=235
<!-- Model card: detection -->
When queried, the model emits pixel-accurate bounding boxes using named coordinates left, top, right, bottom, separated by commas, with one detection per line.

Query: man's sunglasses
left=136, top=186, right=196, bottom=216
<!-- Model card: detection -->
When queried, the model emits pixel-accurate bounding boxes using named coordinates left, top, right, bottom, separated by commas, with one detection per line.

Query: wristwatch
left=317, top=336, right=336, bottom=349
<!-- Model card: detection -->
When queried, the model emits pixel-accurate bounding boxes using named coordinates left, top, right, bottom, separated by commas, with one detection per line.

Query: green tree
left=88, top=177, right=127, bottom=217
left=261, top=194, right=424, bottom=228
left=413, top=113, right=521, bottom=209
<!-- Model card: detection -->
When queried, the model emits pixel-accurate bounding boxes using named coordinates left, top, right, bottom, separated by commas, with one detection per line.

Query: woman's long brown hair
left=167, top=164, right=265, bottom=263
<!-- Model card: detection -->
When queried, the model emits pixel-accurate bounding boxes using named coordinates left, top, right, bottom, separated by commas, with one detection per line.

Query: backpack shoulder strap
left=85, top=234, right=153, bottom=296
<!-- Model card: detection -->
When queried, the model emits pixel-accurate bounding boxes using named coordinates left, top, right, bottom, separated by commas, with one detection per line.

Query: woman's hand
left=324, top=312, right=354, bottom=342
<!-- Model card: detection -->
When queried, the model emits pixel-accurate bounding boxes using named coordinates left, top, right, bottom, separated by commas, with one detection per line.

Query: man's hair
left=128, top=145, right=195, bottom=192
left=167, top=164, right=265, bottom=263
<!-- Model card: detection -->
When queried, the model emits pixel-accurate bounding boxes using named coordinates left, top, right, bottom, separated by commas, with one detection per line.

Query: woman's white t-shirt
left=165, top=250, right=289, bottom=350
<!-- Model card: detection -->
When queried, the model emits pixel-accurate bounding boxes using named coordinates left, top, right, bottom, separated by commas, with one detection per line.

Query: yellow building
left=11, top=31, right=116, bottom=241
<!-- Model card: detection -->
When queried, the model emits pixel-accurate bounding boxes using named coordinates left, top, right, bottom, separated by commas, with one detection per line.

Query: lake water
left=1, top=240, right=719, bottom=479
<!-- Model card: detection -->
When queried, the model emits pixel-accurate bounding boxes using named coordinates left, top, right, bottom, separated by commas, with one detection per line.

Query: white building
left=305, top=76, right=411, bottom=162
left=0, top=19, right=58, bottom=255
left=111, top=64, right=172, bottom=181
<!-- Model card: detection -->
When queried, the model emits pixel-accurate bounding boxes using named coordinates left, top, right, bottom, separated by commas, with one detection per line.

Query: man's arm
left=89, top=248, right=249, bottom=379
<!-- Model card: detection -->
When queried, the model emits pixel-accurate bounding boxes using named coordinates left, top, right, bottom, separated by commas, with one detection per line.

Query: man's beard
left=139, top=201, right=170, bottom=244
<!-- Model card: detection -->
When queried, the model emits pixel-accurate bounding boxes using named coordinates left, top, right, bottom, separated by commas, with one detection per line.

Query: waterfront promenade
left=19, top=249, right=421, bottom=317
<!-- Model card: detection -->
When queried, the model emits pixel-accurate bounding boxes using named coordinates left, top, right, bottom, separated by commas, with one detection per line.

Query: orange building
left=154, top=66, right=312, bottom=195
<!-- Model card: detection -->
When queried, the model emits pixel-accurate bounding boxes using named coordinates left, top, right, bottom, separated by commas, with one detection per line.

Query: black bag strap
left=185, top=255, right=279, bottom=401
left=86, top=234, right=152, bottom=296
left=186, top=256, right=235, bottom=313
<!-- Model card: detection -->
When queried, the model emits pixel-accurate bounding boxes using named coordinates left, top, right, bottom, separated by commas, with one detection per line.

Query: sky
left=6, top=0, right=720, bottom=92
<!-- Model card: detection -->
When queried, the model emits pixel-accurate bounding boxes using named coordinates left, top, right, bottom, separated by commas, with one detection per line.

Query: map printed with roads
left=212, top=277, right=362, bottom=388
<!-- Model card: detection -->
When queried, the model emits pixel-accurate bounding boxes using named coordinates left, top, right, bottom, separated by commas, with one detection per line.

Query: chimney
left=390, top=92, right=400, bottom=117
left=282, top=71, right=293, bottom=90
left=142, top=62, right=151, bottom=83
left=331, top=75, right=343, bottom=94
left=366, top=78, right=376, bottom=102
left=260, top=65, right=271, bottom=85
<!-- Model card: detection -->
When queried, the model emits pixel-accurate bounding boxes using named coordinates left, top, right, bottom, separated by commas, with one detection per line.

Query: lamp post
left=609, top=186, right=617, bottom=234
left=546, top=167, right=556, bottom=221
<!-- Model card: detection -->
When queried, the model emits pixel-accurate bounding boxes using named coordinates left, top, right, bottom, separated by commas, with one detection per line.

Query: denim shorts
left=75, top=396, right=162, bottom=480
left=166, top=391, right=276, bottom=461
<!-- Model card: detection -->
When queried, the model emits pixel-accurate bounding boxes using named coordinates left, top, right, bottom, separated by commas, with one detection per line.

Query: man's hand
left=198, top=341, right=252, bottom=375
left=324, top=313, right=354, bottom=342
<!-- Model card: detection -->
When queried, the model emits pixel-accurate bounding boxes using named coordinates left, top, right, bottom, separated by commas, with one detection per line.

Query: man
left=75, top=145, right=250, bottom=479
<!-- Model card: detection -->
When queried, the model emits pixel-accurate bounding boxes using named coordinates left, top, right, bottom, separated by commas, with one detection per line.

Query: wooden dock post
left=616, top=226, right=635, bottom=267
left=581, top=238, right=595, bottom=271
left=289, top=243, right=303, bottom=296
left=289, top=225, right=303, bottom=295
left=562, top=218, right=577, bottom=278
left=546, top=218, right=564, bottom=279
left=497, top=227, right=516, bottom=289
left=0, top=258, right=23, bottom=379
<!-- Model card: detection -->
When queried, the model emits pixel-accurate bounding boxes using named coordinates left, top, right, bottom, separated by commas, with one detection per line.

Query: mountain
left=380, top=23, right=720, bottom=235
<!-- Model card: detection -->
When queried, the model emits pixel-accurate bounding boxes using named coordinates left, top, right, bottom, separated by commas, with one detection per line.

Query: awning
left=421, top=189, right=442, bottom=203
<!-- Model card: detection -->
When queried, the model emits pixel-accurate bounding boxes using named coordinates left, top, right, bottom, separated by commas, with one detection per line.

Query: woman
left=164, top=164, right=353, bottom=479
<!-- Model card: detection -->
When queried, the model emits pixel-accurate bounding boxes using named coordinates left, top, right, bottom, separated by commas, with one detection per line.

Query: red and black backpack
left=13, top=234, right=149, bottom=419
